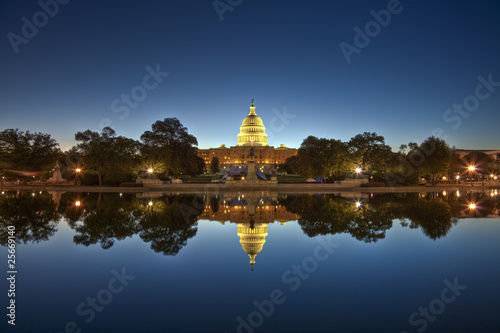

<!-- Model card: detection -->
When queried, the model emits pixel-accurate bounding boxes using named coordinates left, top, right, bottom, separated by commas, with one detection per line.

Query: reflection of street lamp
left=75, top=168, right=81, bottom=185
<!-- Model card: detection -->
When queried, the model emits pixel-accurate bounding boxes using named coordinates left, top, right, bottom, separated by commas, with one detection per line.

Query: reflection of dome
left=237, top=99, right=268, bottom=147
left=237, top=222, right=268, bottom=271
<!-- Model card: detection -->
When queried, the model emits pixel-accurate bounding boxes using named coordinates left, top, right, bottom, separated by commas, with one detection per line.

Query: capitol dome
left=237, top=99, right=268, bottom=146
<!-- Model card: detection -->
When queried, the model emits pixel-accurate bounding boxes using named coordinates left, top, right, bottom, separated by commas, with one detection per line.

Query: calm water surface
left=1, top=190, right=499, bottom=333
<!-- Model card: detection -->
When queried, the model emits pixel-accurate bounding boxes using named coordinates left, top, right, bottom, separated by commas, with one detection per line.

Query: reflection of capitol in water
left=199, top=192, right=299, bottom=270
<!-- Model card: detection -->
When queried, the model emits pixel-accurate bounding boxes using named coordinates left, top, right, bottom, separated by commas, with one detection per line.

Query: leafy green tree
left=420, top=136, right=451, bottom=184
left=140, top=118, right=200, bottom=177
left=74, top=127, right=115, bottom=186
left=62, top=147, right=84, bottom=181
left=296, top=136, right=353, bottom=179
left=0, top=129, right=61, bottom=179
left=348, top=132, right=388, bottom=173
left=280, top=155, right=299, bottom=174
left=388, top=142, right=423, bottom=186
left=210, top=157, right=220, bottom=174
left=74, top=127, right=141, bottom=186
left=448, top=149, right=464, bottom=178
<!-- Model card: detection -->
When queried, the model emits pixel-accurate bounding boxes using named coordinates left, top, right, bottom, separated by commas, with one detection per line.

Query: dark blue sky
left=1, top=0, right=499, bottom=150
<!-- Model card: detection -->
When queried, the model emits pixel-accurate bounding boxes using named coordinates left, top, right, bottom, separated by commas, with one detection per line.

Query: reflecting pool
left=1, top=190, right=499, bottom=332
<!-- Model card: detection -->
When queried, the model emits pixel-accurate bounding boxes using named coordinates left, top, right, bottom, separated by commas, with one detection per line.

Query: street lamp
left=75, top=168, right=81, bottom=185
left=355, top=167, right=362, bottom=178
left=468, top=165, right=476, bottom=184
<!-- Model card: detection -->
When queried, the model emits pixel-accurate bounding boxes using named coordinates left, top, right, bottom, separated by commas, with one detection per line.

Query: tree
left=348, top=132, right=387, bottom=172
left=462, top=151, right=495, bottom=177
left=210, top=157, right=220, bottom=174
left=140, top=118, right=200, bottom=177
left=389, top=142, right=422, bottom=186
left=420, top=136, right=451, bottom=185
left=296, top=136, right=353, bottom=179
left=448, top=149, right=464, bottom=179
left=0, top=129, right=61, bottom=179
left=75, top=127, right=141, bottom=186
left=281, top=155, right=299, bottom=174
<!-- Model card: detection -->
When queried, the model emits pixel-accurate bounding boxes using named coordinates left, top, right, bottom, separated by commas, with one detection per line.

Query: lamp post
left=355, top=167, right=362, bottom=179
left=75, top=168, right=81, bottom=185
left=468, top=165, right=476, bottom=185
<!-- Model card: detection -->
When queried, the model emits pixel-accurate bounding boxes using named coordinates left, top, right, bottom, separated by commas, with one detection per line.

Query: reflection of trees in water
left=0, top=191, right=59, bottom=245
left=1, top=190, right=497, bottom=250
left=282, top=192, right=486, bottom=242
left=138, top=195, right=200, bottom=256
left=403, top=193, right=457, bottom=240
left=448, top=192, right=498, bottom=218
left=59, top=193, right=200, bottom=256
left=284, top=194, right=394, bottom=242
left=60, top=192, right=141, bottom=249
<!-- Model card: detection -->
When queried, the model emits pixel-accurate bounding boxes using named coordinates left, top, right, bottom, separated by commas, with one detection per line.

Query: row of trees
left=0, top=118, right=205, bottom=186
left=283, top=132, right=500, bottom=185
left=1, top=122, right=498, bottom=186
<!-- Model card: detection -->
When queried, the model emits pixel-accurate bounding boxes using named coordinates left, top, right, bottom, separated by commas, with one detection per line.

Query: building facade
left=198, top=100, right=297, bottom=167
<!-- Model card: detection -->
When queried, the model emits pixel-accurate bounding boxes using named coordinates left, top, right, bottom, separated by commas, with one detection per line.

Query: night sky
left=1, top=0, right=499, bottom=151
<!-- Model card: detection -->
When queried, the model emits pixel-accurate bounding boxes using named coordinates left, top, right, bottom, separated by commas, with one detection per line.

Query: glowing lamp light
left=148, top=201, right=153, bottom=206
left=75, top=201, right=81, bottom=207
left=456, top=175, right=460, bottom=180
left=147, top=168, right=153, bottom=173
left=355, top=201, right=362, bottom=208
left=76, top=168, right=81, bottom=173
left=469, top=203, right=476, bottom=209
left=468, top=166, right=476, bottom=171
left=355, top=168, right=362, bottom=174
left=442, top=176, right=447, bottom=180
